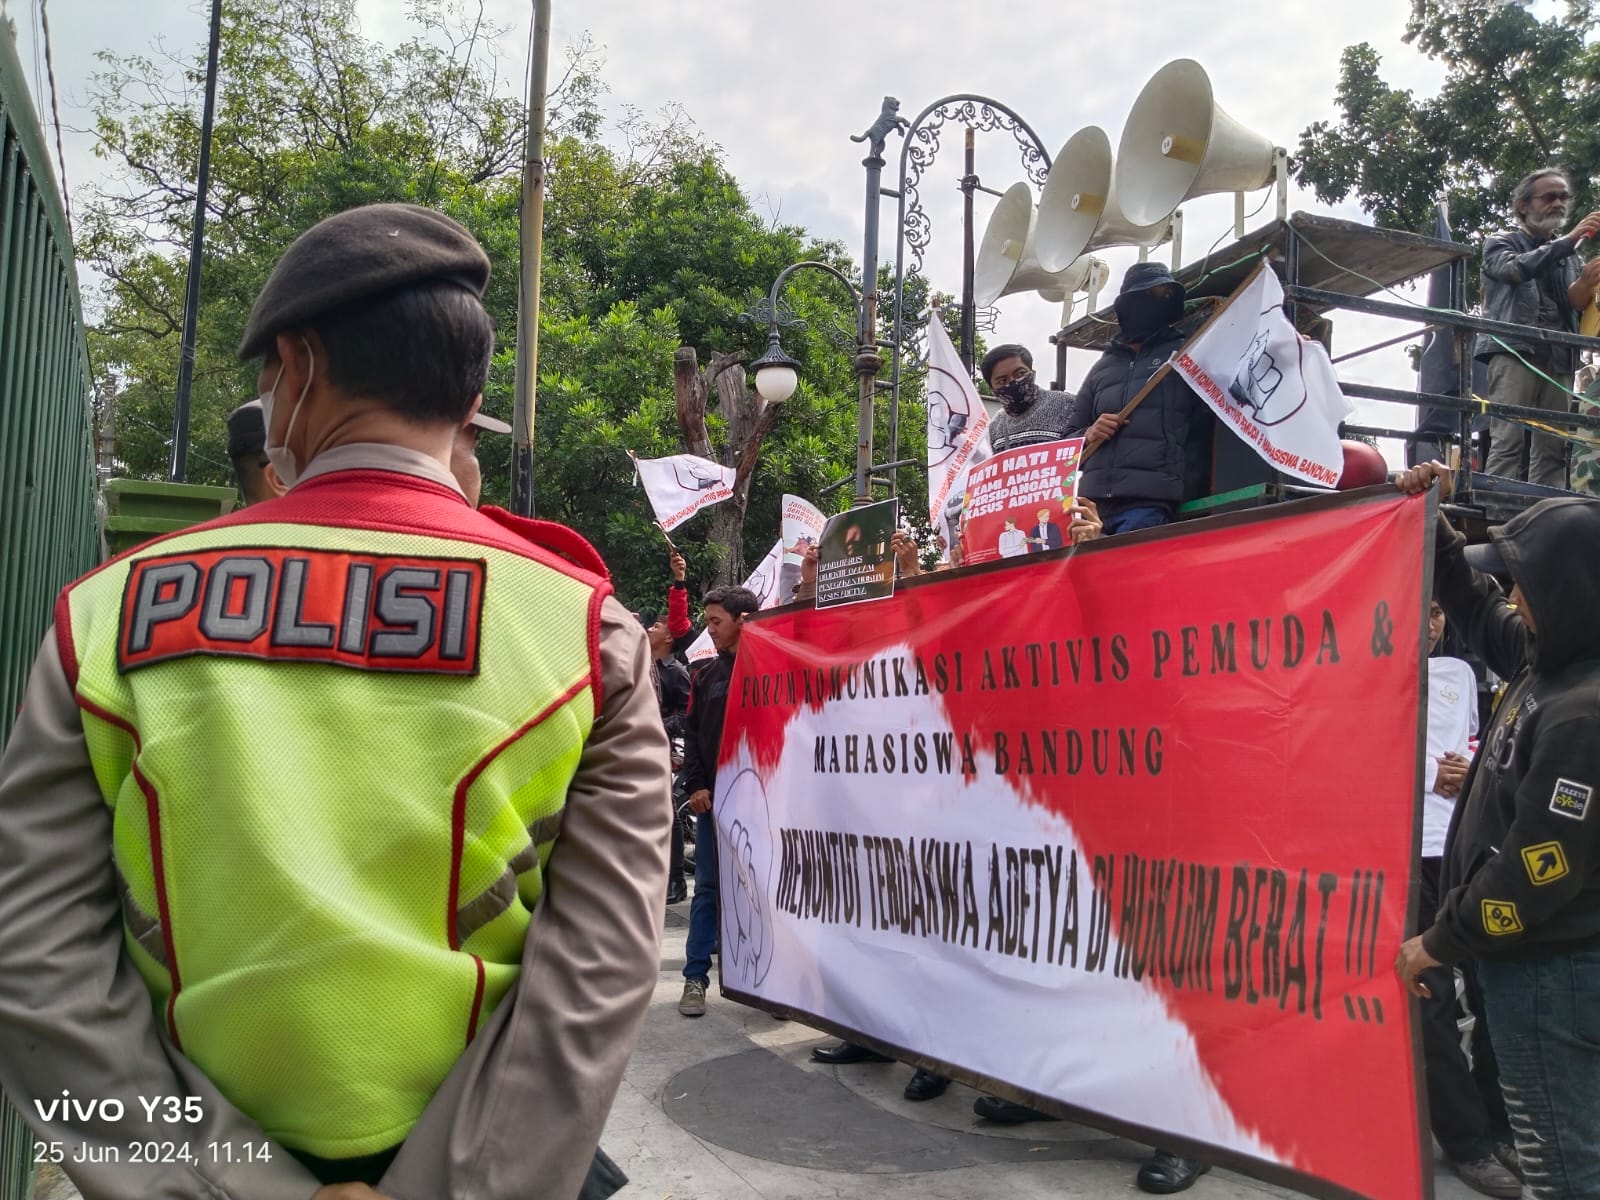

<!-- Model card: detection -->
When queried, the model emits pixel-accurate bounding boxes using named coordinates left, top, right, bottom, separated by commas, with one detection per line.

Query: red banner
left=714, top=490, right=1431, bottom=1200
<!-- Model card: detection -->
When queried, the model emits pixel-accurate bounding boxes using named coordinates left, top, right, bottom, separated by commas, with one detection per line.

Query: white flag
left=925, top=317, right=992, bottom=555
left=684, top=537, right=784, bottom=664
left=1168, top=266, right=1353, bottom=487
left=632, top=452, right=737, bottom=531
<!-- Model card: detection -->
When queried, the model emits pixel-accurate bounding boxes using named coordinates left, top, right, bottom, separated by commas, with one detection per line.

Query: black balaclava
left=1115, top=285, right=1184, bottom=343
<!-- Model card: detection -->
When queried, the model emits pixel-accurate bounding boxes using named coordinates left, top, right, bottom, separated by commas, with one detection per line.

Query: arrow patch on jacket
left=1520, top=841, right=1570, bottom=886
left=1549, top=778, right=1593, bottom=822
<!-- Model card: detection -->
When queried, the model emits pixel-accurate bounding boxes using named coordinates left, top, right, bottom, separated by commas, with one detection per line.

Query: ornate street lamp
left=748, top=261, right=882, bottom=506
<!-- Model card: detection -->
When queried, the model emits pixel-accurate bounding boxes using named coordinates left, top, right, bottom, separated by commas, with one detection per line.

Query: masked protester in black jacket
left=1066, top=264, right=1213, bottom=539
left=1395, top=470, right=1600, bottom=1198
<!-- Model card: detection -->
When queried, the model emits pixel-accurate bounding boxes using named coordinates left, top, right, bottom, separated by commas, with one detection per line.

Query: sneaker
left=1494, top=1141, right=1523, bottom=1183
left=1450, top=1155, right=1521, bottom=1198
left=678, top=979, right=707, bottom=1017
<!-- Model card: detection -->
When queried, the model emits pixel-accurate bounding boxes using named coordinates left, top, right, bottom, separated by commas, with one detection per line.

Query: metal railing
left=0, top=22, right=99, bottom=1200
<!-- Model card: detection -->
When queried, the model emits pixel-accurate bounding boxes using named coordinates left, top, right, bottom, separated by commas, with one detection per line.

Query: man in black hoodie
left=1395, top=465, right=1600, bottom=1197
left=678, top=584, right=761, bottom=1018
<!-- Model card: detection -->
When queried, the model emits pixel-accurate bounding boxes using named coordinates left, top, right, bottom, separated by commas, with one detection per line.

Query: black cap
left=238, top=203, right=491, bottom=360
left=226, top=399, right=266, bottom=458
left=1118, top=261, right=1187, bottom=301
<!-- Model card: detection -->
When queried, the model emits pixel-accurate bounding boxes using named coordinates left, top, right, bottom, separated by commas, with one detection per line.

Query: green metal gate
left=0, top=21, right=99, bottom=1200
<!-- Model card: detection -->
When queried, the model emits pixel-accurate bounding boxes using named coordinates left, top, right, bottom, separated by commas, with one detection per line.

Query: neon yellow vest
left=62, top=511, right=603, bottom=1158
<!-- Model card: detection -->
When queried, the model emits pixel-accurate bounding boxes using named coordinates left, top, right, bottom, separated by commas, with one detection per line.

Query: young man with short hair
left=679, top=585, right=762, bottom=1017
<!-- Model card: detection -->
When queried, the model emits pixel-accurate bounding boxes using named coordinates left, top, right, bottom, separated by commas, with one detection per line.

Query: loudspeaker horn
left=974, top=182, right=1096, bottom=305
left=1115, top=58, right=1279, bottom=229
left=1035, top=126, right=1171, bottom=273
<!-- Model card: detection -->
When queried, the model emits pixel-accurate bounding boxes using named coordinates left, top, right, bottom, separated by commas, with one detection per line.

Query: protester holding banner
left=1396, top=466, right=1600, bottom=1198
left=666, top=549, right=697, bottom=653
left=679, top=585, right=762, bottom=1018
left=1414, top=600, right=1520, bottom=1198
left=1067, top=263, right=1214, bottom=536
left=979, top=343, right=1078, bottom=454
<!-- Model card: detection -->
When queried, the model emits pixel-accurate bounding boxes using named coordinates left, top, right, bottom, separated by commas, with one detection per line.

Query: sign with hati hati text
left=713, top=489, right=1432, bottom=1200
left=959, top=437, right=1082, bottom=565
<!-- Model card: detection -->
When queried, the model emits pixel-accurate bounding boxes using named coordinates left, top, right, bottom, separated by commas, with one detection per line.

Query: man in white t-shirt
left=1418, top=600, right=1520, bottom=1198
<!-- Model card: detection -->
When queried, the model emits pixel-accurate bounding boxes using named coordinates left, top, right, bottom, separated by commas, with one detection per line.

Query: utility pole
left=168, top=0, right=223, bottom=483
left=510, top=0, right=552, bottom=517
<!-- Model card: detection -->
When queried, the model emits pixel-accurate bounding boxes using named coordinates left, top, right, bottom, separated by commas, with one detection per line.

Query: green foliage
left=81, top=0, right=886, bottom=609
left=1295, top=0, right=1600, bottom=252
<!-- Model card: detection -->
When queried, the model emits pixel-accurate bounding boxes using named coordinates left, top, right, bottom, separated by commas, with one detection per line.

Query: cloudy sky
left=10, top=0, right=1500, bottom=462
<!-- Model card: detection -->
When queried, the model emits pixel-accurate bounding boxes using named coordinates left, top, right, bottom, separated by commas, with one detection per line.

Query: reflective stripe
left=455, top=870, right=518, bottom=945
left=116, top=867, right=168, bottom=968
left=527, top=811, right=562, bottom=846
left=454, top=812, right=565, bottom=943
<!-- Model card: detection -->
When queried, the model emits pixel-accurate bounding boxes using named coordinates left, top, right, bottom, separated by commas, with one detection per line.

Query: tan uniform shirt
left=0, top=446, right=671, bottom=1199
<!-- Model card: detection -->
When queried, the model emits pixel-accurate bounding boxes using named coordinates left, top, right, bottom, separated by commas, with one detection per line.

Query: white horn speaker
left=974, top=182, right=1097, bottom=305
left=1035, top=126, right=1171, bottom=273
left=1115, top=58, right=1279, bottom=229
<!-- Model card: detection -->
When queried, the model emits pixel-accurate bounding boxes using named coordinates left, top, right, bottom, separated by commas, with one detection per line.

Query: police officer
left=225, top=397, right=288, bottom=505
left=0, top=203, right=670, bottom=1200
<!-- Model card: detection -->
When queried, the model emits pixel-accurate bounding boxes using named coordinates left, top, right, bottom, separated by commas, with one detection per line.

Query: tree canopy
left=79, top=0, right=909, bottom=609
left=1295, top=0, right=1600, bottom=248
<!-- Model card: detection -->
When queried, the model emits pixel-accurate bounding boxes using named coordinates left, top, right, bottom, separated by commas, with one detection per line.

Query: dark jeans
left=683, top=809, right=719, bottom=984
left=1101, top=504, right=1172, bottom=536
left=1477, top=948, right=1600, bottom=1197
left=669, top=809, right=685, bottom=890
left=1418, top=858, right=1509, bottom=1161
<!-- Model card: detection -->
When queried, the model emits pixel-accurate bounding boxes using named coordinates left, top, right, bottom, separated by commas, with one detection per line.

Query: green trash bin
left=101, top=479, right=239, bottom=557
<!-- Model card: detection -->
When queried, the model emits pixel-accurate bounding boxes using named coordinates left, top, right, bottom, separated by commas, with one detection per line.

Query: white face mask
left=259, top=339, right=315, bottom=487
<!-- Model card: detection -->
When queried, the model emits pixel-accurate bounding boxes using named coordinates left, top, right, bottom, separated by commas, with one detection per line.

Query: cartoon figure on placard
left=997, top=518, right=1029, bottom=558
left=1028, top=507, right=1064, bottom=552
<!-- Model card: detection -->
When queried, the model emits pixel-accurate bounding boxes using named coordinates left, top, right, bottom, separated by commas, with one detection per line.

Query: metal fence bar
left=0, top=22, right=99, bottom=1200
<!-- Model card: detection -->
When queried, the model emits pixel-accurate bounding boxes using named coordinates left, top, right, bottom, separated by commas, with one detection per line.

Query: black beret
left=226, top=399, right=266, bottom=458
left=237, top=203, right=491, bottom=360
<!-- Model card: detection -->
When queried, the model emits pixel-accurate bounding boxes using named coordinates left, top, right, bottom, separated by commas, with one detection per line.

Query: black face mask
left=1115, top=291, right=1184, bottom=341
left=996, top=374, right=1040, bottom=415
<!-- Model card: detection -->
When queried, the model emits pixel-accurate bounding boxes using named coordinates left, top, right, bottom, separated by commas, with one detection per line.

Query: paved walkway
left=25, top=897, right=1482, bottom=1200
left=606, top=896, right=1481, bottom=1200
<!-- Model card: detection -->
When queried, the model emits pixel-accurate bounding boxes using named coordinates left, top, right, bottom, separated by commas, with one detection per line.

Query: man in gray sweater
left=980, top=344, right=1078, bottom=452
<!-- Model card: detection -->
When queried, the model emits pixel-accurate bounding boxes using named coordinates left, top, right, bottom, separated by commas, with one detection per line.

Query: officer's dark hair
left=308, top=281, right=494, bottom=425
left=702, top=585, right=761, bottom=619
left=979, top=343, right=1032, bottom=386
left=1511, top=168, right=1569, bottom=221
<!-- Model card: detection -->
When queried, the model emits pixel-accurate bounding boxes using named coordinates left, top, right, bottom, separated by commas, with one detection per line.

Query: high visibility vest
left=56, top=472, right=609, bottom=1159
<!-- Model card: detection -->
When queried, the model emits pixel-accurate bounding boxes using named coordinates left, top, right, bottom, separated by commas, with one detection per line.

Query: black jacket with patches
left=1424, top=498, right=1600, bottom=963
left=682, top=650, right=734, bottom=798
left=1065, top=324, right=1214, bottom=511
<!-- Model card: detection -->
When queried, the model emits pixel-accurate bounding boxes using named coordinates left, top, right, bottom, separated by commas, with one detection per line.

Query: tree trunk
left=670, top=344, right=776, bottom=587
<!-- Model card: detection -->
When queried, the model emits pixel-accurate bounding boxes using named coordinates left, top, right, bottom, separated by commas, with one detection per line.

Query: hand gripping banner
left=714, top=489, right=1434, bottom=1200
